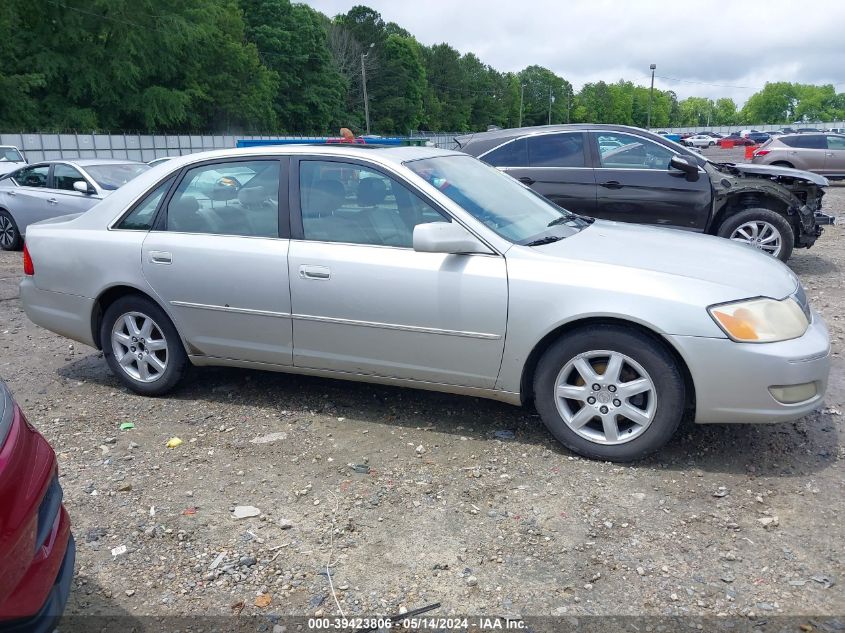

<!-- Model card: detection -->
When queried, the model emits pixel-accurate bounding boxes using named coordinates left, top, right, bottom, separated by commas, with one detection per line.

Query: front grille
left=35, top=474, right=63, bottom=553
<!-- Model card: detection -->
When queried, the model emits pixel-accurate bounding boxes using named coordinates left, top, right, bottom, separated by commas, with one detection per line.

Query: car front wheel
left=717, top=208, right=794, bottom=262
left=101, top=295, right=188, bottom=395
left=533, top=325, right=686, bottom=461
left=0, top=211, right=22, bottom=251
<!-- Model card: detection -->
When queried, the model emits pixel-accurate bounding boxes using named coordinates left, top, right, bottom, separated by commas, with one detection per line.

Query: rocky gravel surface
left=0, top=186, right=843, bottom=626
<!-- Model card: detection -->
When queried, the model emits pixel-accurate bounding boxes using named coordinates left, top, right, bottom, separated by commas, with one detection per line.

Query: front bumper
left=669, top=311, right=830, bottom=424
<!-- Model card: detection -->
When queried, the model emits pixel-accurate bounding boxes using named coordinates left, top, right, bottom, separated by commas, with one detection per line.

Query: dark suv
left=457, top=124, right=831, bottom=261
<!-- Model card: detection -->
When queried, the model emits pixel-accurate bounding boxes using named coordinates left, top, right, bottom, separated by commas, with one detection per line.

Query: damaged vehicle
left=457, top=124, right=832, bottom=261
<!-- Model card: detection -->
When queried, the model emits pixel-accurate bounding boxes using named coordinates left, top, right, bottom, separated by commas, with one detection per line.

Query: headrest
left=357, top=177, right=387, bottom=207
left=306, top=179, right=345, bottom=217
left=238, top=186, right=266, bottom=206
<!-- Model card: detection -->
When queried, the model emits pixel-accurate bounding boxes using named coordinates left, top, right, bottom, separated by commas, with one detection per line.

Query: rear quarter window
left=482, top=138, right=528, bottom=167
left=781, top=135, right=826, bottom=149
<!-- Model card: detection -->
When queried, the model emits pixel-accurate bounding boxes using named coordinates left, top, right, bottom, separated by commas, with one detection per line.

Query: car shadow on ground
left=64, top=574, right=274, bottom=631
left=62, top=574, right=139, bottom=631
left=789, top=253, right=840, bottom=277
left=58, top=355, right=839, bottom=478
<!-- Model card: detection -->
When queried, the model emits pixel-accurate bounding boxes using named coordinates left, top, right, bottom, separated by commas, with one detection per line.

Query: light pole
left=518, top=83, right=525, bottom=128
left=361, top=43, right=374, bottom=135
left=548, top=84, right=554, bottom=125
left=646, top=63, right=656, bottom=129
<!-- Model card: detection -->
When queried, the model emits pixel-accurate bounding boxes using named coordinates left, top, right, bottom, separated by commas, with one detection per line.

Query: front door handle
left=517, top=176, right=535, bottom=185
left=7, top=191, right=15, bottom=197
left=299, top=265, right=331, bottom=280
left=600, top=181, right=623, bottom=189
left=47, top=197, right=58, bottom=205
left=149, top=251, right=172, bottom=265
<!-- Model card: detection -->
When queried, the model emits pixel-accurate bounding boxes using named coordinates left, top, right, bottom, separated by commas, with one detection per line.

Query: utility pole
left=646, top=63, right=656, bottom=129
left=518, top=83, right=525, bottom=128
left=361, top=43, right=374, bottom=135
left=548, top=84, right=553, bottom=125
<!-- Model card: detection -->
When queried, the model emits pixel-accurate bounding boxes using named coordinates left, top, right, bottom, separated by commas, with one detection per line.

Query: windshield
left=406, top=155, right=590, bottom=244
left=0, top=147, right=24, bottom=162
left=85, top=163, right=150, bottom=190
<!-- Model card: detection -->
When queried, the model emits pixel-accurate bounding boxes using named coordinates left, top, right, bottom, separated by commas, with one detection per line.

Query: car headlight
left=708, top=297, right=809, bottom=343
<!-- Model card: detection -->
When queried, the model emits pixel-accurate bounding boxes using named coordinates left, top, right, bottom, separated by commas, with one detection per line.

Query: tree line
left=1, top=1, right=843, bottom=134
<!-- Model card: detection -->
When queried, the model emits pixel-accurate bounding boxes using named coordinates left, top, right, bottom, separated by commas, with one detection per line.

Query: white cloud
left=302, top=0, right=845, bottom=103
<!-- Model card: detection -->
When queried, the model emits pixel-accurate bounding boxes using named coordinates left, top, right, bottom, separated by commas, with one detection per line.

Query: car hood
left=525, top=220, right=799, bottom=299
left=728, top=162, right=829, bottom=186
left=0, top=163, right=24, bottom=176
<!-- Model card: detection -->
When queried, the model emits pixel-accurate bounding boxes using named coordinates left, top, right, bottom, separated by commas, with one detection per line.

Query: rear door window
left=164, top=160, right=280, bottom=237
left=13, top=164, right=49, bottom=188
left=527, top=133, right=586, bottom=167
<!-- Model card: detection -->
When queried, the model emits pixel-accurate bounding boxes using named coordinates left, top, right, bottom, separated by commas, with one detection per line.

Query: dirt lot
left=0, top=185, right=843, bottom=627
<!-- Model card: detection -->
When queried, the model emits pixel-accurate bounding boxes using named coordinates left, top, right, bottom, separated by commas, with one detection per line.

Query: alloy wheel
left=111, top=312, right=169, bottom=383
left=729, top=220, right=782, bottom=257
left=554, top=350, right=657, bottom=445
left=0, top=215, right=16, bottom=249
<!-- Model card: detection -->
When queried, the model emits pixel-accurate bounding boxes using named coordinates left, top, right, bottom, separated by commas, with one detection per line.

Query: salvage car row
left=0, top=125, right=835, bottom=628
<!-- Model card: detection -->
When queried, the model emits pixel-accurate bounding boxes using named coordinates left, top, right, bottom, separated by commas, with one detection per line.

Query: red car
left=0, top=380, right=74, bottom=632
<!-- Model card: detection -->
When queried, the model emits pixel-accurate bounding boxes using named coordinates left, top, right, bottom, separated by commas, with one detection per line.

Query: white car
left=0, top=146, right=27, bottom=177
left=683, top=135, right=717, bottom=148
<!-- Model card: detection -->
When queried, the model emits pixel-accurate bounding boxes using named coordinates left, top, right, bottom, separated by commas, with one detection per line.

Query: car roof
left=149, top=144, right=462, bottom=171
left=455, top=123, right=670, bottom=155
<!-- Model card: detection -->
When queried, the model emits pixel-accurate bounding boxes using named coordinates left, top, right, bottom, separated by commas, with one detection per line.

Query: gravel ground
left=0, top=185, right=843, bottom=626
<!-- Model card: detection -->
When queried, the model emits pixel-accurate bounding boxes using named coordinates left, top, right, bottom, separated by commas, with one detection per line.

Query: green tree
left=713, top=98, right=738, bottom=125
left=241, top=0, right=345, bottom=133
left=369, top=35, right=425, bottom=132
left=517, top=66, right=573, bottom=126
left=741, top=82, right=800, bottom=123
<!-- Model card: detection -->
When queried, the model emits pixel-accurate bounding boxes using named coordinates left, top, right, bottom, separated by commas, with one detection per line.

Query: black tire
left=0, top=210, right=22, bottom=251
left=708, top=141, right=715, bottom=146
left=101, top=294, right=188, bottom=396
left=770, top=161, right=794, bottom=168
left=717, top=207, right=794, bottom=262
left=533, top=325, right=686, bottom=462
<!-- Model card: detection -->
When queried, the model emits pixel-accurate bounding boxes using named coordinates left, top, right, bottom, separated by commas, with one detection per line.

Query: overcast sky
left=302, top=0, right=844, bottom=104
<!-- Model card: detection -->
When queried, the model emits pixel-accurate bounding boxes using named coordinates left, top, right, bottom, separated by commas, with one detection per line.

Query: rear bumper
left=0, top=398, right=74, bottom=630
left=669, top=311, right=831, bottom=424
left=1, top=535, right=76, bottom=633
left=19, top=278, right=96, bottom=348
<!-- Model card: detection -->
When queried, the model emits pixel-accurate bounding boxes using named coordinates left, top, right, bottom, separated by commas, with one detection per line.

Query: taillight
left=23, top=242, right=34, bottom=276
left=753, top=149, right=771, bottom=158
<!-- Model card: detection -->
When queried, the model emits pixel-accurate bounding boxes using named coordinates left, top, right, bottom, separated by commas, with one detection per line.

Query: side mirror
left=73, top=180, right=94, bottom=194
left=669, top=155, right=700, bottom=181
left=413, top=222, right=492, bottom=255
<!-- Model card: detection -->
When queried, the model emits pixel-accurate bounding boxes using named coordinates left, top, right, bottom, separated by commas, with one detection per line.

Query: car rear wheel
left=533, top=325, right=686, bottom=462
left=717, top=208, right=794, bottom=262
left=0, top=211, right=22, bottom=251
left=101, top=295, right=188, bottom=395
left=770, top=161, right=794, bottom=169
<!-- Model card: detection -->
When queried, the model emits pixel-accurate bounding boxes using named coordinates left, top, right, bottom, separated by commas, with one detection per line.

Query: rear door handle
left=7, top=191, right=15, bottom=197
left=517, top=176, right=535, bottom=185
left=47, top=197, right=58, bottom=205
left=600, top=181, right=623, bottom=189
left=149, top=251, right=172, bottom=265
left=299, top=265, right=331, bottom=280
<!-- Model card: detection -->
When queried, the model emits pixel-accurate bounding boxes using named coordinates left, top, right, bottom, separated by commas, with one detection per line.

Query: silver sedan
left=19, top=146, right=831, bottom=461
left=0, top=159, right=149, bottom=250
